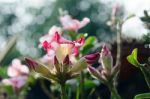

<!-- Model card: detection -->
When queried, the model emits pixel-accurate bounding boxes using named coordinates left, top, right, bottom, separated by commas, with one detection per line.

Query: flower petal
left=69, top=57, right=88, bottom=73
left=55, top=44, right=72, bottom=63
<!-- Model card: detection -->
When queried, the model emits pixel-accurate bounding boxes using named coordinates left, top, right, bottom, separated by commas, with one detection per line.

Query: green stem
left=80, top=71, right=84, bottom=99
left=107, top=84, right=121, bottom=99
left=140, top=67, right=150, bottom=89
left=60, top=83, right=67, bottom=99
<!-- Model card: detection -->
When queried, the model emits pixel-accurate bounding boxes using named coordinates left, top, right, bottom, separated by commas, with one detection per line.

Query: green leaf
left=84, top=80, right=99, bottom=89
left=68, top=31, right=78, bottom=40
left=140, top=66, right=150, bottom=89
left=0, top=67, right=8, bottom=78
left=81, top=45, right=94, bottom=55
left=81, top=36, right=96, bottom=55
left=4, top=85, right=14, bottom=95
left=127, top=48, right=141, bottom=67
left=127, top=49, right=150, bottom=89
left=85, top=36, right=96, bottom=45
left=134, top=92, right=150, bottom=99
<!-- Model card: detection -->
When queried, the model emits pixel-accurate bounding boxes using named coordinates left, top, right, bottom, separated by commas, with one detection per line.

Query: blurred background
left=0, top=0, right=150, bottom=99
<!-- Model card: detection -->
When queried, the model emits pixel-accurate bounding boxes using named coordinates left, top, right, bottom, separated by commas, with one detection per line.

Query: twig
left=114, top=21, right=122, bottom=68
left=0, top=36, right=17, bottom=64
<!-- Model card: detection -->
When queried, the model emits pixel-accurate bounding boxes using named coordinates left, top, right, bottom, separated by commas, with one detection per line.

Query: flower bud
left=25, top=58, right=38, bottom=70
left=100, top=45, right=113, bottom=72
left=84, top=52, right=100, bottom=64
left=88, top=66, right=106, bottom=82
left=88, top=66, right=100, bottom=79
left=25, top=58, right=54, bottom=80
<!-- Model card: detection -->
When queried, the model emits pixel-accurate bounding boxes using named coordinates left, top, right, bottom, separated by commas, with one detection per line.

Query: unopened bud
left=25, top=58, right=38, bottom=70
left=84, top=52, right=100, bottom=64
left=100, top=45, right=113, bottom=71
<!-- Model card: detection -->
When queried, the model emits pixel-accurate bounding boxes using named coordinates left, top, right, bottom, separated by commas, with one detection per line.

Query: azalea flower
left=7, top=59, right=29, bottom=77
left=2, top=59, right=29, bottom=91
left=2, top=76, right=28, bottom=91
left=59, top=15, right=90, bottom=31
left=40, top=32, right=85, bottom=64
left=25, top=31, right=99, bottom=83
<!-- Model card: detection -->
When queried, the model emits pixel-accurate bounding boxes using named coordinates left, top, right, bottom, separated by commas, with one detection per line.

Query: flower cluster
left=2, top=59, right=29, bottom=91
left=24, top=14, right=100, bottom=84
left=26, top=30, right=99, bottom=83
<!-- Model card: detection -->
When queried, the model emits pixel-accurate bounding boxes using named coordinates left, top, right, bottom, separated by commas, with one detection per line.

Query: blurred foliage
left=142, top=33, right=150, bottom=43
left=0, top=0, right=118, bottom=61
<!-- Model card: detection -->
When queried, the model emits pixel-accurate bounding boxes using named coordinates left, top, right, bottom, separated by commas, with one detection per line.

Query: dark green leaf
left=134, top=92, right=150, bottom=99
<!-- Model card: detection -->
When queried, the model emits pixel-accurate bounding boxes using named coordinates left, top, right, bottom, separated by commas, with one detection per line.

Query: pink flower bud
left=84, top=52, right=100, bottom=64
left=25, top=58, right=38, bottom=70
left=112, top=4, right=119, bottom=17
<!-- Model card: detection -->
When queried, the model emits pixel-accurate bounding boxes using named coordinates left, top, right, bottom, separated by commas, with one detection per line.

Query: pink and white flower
left=60, top=15, right=90, bottom=31
left=2, top=59, right=29, bottom=91
left=25, top=29, right=99, bottom=82
left=7, top=59, right=29, bottom=77
left=40, top=32, right=85, bottom=64
left=39, top=26, right=62, bottom=48
left=2, top=76, right=28, bottom=90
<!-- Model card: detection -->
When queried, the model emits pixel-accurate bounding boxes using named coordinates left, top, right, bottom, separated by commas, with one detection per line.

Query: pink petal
left=84, top=52, right=100, bottom=64
left=7, top=66, right=20, bottom=77
left=48, top=26, right=62, bottom=36
left=79, top=17, right=90, bottom=29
